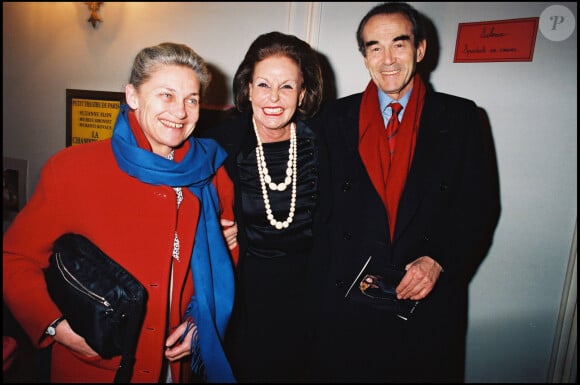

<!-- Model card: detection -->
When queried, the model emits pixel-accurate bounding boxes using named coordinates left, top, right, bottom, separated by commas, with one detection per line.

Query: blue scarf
left=111, top=105, right=236, bottom=383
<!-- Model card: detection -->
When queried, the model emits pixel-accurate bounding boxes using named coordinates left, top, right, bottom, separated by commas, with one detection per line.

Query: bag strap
left=113, top=299, right=145, bottom=383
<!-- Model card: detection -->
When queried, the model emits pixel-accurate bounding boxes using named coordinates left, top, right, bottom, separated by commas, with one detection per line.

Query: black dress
left=226, top=122, right=318, bottom=382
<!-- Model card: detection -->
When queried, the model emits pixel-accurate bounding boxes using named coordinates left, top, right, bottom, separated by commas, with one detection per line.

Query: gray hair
left=128, top=42, right=211, bottom=97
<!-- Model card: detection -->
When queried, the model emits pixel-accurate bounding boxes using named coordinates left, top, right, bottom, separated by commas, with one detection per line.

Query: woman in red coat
left=3, top=42, right=237, bottom=383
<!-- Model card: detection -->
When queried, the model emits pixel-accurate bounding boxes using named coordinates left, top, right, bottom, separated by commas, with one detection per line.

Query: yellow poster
left=70, top=98, right=121, bottom=146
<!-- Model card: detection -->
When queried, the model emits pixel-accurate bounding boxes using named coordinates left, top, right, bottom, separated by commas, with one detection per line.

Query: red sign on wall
left=454, top=17, right=539, bottom=63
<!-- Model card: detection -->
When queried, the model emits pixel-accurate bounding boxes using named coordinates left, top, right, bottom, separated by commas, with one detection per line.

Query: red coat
left=3, top=137, right=236, bottom=382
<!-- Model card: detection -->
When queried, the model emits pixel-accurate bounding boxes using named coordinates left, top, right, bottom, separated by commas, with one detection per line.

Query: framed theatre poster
left=66, top=89, right=125, bottom=147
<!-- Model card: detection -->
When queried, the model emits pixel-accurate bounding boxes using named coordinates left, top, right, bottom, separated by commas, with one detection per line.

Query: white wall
left=3, top=2, right=577, bottom=382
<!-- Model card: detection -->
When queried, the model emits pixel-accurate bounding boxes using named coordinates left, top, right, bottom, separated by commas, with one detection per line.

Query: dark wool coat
left=306, top=88, right=500, bottom=382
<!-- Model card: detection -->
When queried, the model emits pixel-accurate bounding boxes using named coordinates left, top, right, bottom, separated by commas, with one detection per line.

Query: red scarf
left=358, top=74, right=426, bottom=240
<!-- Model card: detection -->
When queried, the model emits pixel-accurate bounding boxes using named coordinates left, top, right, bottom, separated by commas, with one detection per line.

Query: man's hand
left=396, top=256, right=442, bottom=300
left=221, top=218, right=238, bottom=250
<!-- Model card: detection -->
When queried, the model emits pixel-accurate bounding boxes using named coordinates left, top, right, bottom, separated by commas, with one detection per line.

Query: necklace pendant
left=268, top=181, right=288, bottom=191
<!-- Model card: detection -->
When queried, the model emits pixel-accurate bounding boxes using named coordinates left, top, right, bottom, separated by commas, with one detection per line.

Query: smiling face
left=248, top=55, right=305, bottom=142
left=362, top=12, right=426, bottom=100
left=125, top=64, right=201, bottom=156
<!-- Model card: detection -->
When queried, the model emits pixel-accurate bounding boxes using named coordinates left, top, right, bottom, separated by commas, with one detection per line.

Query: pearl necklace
left=253, top=118, right=297, bottom=230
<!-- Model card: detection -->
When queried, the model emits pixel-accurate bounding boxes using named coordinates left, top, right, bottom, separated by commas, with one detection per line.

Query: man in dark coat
left=307, top=2, right=500, bottom=382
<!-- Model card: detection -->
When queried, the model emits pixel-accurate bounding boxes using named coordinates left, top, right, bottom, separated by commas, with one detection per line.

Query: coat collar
left=394, top=92, right=446, bottom=241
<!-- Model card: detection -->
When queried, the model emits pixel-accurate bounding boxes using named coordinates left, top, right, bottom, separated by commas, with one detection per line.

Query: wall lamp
left=85, top=2, right=103, bottom=29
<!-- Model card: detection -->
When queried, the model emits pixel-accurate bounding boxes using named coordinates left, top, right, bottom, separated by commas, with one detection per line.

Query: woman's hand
left=52, top=319, right=99, bottom=357
left=164, top=321, right=196, bottom=362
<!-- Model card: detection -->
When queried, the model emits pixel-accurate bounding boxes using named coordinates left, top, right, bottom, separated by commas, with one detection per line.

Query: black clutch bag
left=345, top=256, right=419, bottom=320
left=44, top=233, right=148, bottom=383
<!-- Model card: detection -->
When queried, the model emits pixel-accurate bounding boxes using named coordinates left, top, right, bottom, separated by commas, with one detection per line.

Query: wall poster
left=66, top=89, right=125, bottom=147
left=453, top=17, right=539, bottom=63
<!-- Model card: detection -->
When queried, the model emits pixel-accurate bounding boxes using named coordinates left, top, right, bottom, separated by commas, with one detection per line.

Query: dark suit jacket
left=307, top=89, right=500, bottom=382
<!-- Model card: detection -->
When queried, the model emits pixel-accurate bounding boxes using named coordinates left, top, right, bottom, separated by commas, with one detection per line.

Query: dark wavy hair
left=356, top=2, right=426, bottom=56
left=233, top=31, right=323, bottom=120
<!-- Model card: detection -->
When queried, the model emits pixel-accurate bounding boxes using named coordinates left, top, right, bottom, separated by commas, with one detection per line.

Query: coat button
left=342, top=181, right=351, bottom=191
left=335, top=280, right=345, bottom=288
left=343, top=232, right=352, bottom=240
left=439, top=182, right=448, bottom=191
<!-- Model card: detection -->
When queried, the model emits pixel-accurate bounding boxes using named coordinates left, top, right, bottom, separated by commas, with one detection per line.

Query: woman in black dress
left=196, top=31, right=324, bottom=382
